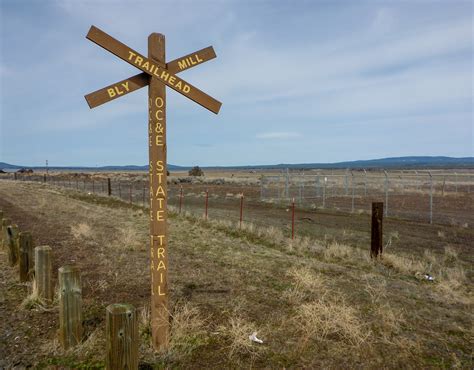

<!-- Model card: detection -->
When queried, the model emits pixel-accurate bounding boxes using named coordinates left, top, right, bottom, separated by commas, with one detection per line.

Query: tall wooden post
left=107, top=178, right=112, bottom=196
left=58, top=266, right=83, bottom=349
left=371, top=202, right=383, bottom=258
left=19, top=231, right=34, bottom=282
left=148, top=32, right=169, bottom=350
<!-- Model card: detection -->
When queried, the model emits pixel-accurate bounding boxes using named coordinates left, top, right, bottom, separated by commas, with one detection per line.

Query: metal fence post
left=429, top=171, right=433, bottom=224
left=351, top=171, right=355, bottom=213
left=322, top=177, right=327, bottom=209
left=383, top=170, right=389, bottom=217
left=363, top=169, right=367, bottom=196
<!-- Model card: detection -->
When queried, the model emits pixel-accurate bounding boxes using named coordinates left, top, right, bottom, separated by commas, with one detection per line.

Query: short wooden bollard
left=371, top=202, right=384, bottom=258
left=35, top=246, right=53, bottom=301
left=106, top=304, right=138, bottom=370
left=19, top=232, right=34, bottom=282
left=59, top=266, right=83, bottom=349
left=7, top=224, right=20, bottom=266
left=1, top=218, right=11, bottom=249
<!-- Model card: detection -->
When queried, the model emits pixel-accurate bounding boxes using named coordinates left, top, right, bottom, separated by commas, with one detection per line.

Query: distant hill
left=1, top=156, right=473, bottom=171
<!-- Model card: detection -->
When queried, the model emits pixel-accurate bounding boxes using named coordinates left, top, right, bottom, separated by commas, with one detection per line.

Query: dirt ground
left=0, top=179, right=472, bottom=368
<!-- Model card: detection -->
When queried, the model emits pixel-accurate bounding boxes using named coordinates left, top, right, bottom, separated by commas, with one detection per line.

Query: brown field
left=0, top=173, right=473, bottom=368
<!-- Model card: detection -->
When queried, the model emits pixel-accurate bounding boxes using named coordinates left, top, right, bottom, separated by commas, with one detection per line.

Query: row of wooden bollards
left=1, top=210, right=139, bottom=369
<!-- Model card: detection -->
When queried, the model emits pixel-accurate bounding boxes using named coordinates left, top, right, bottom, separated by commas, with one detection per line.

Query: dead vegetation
left=0, top=180, right=472, bottom=368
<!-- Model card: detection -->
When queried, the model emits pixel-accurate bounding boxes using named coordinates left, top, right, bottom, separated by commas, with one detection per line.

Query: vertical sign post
left=148, top=33, right=169, bottom=349
left=85, top=26, right=221, bottom=350
left=371, top=202, right=383, bottom=258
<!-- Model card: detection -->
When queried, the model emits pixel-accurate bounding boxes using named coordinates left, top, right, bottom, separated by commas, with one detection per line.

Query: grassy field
left=0, top=179, right=472, bottom=368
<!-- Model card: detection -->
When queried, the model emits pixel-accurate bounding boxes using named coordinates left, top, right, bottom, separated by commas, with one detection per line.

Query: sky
left=0, top=0, right=473, bottom=167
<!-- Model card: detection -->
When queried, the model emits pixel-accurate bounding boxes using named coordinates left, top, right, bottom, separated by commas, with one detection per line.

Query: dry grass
left=219, top=316, right=262, bottom=359
left=283, top=267, right=327, bottom=303
left=381, top=253, right=427, bottom=275
left=70, top=222, right=92, bottom=240
left=20, top=278, right=49, bottom=310
left=295, top=297, right=369, bottom=348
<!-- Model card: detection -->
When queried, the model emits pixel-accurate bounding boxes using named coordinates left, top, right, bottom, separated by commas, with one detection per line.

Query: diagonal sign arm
left=85, top=46, right=217, bottom=109
left=86, top=26, right=221, bottom=114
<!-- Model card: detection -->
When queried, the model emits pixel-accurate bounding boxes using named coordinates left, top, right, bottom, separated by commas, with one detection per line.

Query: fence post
left=351, top=171, right=355, bottom=213
left=58, top=266, right=83, bottom=349
left=429, top=172, right=433, bottom=224
left=239, top=194, right=244, bottom=229
left=205, top=190, right=209, bottom=220
left=19, top=231, right=34, bottom=282
left=7, top=225, right=19, bottom=266
left=43, top=174, right=46, bottom=183
left=383, top=170, right=389, bottom=217
left=83, top=180, right=86, bottom=191
left=14, top=172, right=17, bottom=180
left=1, top=218, right=12, bottom=249
left=106, top=303, right=138, bottom=370
left=179, top=186, right=183, bottom=214
left=108, top=178, right=112, bottom=196
left=363, top=169, right=367, bottom=196
left=291, top=198, right=295, bottom=240
left=35, top=246, right=53, bottom=302
left=371, top=202, right=383, bottom=258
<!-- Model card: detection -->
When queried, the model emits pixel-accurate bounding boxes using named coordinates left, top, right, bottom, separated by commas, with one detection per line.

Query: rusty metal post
left=239, top=193, right=244, bottom=229
left=371, top=202, right=383, bottom=258
left=291, top=198, right=295, bottom=240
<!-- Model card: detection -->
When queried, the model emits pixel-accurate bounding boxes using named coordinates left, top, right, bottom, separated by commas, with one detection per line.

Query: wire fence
left=1, top=169, right=473, bottom=239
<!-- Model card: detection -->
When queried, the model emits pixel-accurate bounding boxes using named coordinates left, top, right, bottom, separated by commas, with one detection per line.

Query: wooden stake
left=371, top=202, right=383, bottom=258
left=7, top=224, right=19, bottom=266
left=58, top=266, right=83, bottom=349
left=107, top=178, right=112, bottom=196
left=35, top=246, right=53, bottom=301
left=19, top=231, right=34, bottom=282
left=106, top=303, right=138, bottom=370
left=1, top=217, right=11, bottom=249
left=148, top=32, right=169, bottom=350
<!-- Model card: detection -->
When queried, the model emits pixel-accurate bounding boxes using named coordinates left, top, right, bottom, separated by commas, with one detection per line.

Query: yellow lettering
left=115, top=86, right=123, bottom=95
left=183, top=84, right=191, bottom=93
left=175, top=81, right=182, bottom=90
left=189, top=57, right=196, bottom=65
left=196, top=54, right=203, bottom=63
left=122, top=81, right=130, bottom=92
left=155, top=109, right=164, bottom=121
left=155, top=97, right=164, bottom=108
left=157, top=248, right=165, bottom=258
left=127, top=51, right=136, bottom=60
left=157, top=235, right=165, bottom=245
left=156, top=198, right=165, bottom=208
left=135, top=56, right=143, bottom=66
left=156, top=210, right=164, bottom=221
left=156, top=135, right=164, bottom=146
left=155, top=186, right=166, bottom=197
left=168, top=76, right=175, bottom=86
left=178, top=60, right=188, bottom=70
left=156, top=160, right=164, bottom=172
left=107, top=88, right=116, bottom=98
left=157, top=260, right=166, bottom=270
left=160, top=70, right=169, bottom=81
left=142, top=61, right=150, bottom=70
left=158, top=285, right=166, bottom=296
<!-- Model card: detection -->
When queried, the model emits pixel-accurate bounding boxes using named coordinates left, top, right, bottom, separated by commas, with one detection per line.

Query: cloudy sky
left=0, top=0, right=472, bottom=166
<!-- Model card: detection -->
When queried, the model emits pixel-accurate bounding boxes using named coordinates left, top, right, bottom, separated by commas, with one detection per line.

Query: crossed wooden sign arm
left=84, top=26, right=221, bottom=114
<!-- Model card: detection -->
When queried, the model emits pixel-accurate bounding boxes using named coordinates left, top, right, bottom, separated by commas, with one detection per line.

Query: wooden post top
left=106, top=303, right=135, bottom=315
left=36, top=245, right=52, bottom=251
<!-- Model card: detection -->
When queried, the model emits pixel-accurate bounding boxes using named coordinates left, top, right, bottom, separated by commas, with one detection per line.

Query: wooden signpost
left=85, top=26, right=221, bottom=350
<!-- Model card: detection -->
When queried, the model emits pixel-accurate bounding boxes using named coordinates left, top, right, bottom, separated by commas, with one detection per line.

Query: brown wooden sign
left=86, top=26, right=221, bottom=114
left=85, top=25, right=221, bottom=351
left=85, top=46, right=216, bottom=108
